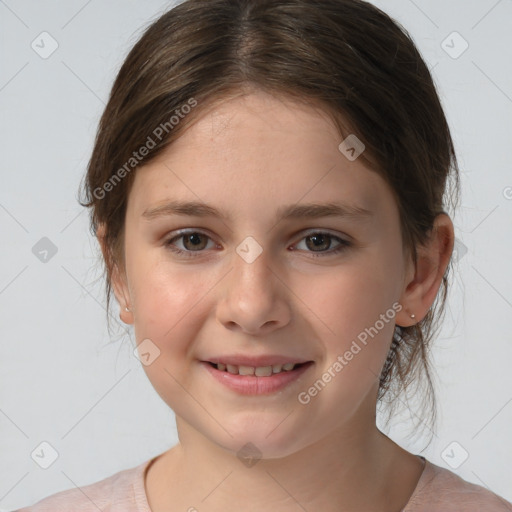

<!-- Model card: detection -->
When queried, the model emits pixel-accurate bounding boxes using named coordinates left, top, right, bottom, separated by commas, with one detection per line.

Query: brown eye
left=294, top=232, right=351, bottom=258
left=164, top=231, right=215, bottom=257
left=180, top=232, right=209, bottom=251
left=305, top=233, right=331, bottom=251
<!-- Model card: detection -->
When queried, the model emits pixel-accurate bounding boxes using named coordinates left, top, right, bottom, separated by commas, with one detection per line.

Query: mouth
left=201, top=359, right=315, bottom=395
left=205, top=361, right=310, bottom=377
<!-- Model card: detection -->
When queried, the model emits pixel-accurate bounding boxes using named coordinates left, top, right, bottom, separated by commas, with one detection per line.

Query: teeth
left=255, top=366, right=273, bottom=377
left=238, top=365, right=255, bottom=376
left=214, top=362, right=298, bottom=376
left=226, top=364, right=238, bottom=374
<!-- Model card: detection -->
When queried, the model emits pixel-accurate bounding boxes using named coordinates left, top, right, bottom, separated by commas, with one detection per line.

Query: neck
left=145, top=410, right=421, bottom=511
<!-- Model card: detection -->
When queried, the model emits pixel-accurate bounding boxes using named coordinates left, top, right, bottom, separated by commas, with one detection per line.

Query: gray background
left=1, top=0, right=511, bottom=509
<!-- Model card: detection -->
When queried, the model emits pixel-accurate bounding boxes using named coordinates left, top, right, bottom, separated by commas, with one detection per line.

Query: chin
left=207, top=420, right=310, bottom=462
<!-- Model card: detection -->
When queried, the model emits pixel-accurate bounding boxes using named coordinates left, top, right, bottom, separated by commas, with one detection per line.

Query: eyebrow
left=142, top=200, right=373, bottom=222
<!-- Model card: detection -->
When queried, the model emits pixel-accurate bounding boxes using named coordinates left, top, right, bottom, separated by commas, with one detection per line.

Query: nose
left=215, top=242, right=292, bottom=336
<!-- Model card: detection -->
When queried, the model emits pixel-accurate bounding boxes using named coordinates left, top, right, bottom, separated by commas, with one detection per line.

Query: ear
left=96, top=223, right=133, bottom=325
left=395, top=213, right=454, bottom=327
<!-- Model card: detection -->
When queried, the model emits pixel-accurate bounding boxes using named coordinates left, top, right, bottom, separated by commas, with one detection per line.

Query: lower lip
left=201, top=361, right=314, bottom=395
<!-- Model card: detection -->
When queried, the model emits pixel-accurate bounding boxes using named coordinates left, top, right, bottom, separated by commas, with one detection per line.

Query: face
left=111, top=90, right=415, bottom=459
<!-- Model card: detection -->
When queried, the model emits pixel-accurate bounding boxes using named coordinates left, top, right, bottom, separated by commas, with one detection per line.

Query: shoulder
left=404, top=458, right=512, bottom=511
left=14, top=459, right=153, bottom=512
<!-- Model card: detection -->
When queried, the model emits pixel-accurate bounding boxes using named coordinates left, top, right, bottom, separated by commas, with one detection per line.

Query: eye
left=164, top=230, right=216, bottom=257
left=163, top=230, right=351, bottom=258
left=293, top=231, right=351, bottom=258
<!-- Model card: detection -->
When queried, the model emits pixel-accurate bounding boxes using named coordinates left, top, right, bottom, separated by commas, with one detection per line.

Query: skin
left=98, top=90, right=454, bottom=512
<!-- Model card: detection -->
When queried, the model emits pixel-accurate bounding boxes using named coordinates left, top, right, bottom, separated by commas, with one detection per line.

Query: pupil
left=185, top=233, right=206, bottom=250
left=309, top=234, right=329, bottom=250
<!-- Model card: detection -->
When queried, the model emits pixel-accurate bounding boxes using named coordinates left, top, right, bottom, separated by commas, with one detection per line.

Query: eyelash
left=163, top=230, right=351, bottom=259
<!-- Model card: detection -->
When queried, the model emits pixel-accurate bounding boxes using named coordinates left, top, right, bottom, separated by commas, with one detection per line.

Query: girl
left=17, top=0, right=512, bottom=510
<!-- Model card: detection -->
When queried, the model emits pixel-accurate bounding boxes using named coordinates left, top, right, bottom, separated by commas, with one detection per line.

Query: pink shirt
left=15, top=455, right=512, bottom=511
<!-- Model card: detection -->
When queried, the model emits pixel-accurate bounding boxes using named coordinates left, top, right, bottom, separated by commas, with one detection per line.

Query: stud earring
left=125, top=306, right=130, bottom=312
left=410, top=313, right=415, bottom=319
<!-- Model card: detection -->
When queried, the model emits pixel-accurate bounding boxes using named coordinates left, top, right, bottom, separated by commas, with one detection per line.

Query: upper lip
left=202, top=355, right=313, bottom=367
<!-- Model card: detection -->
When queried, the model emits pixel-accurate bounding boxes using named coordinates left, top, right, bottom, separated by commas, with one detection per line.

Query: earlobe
left=396, top=213, right=455, bottom=327
left=111, top=263, right=134, bottom=324
left=96, top=223, right=133, bottom=325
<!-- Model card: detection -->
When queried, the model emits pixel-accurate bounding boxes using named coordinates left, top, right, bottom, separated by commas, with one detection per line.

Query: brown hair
left=79, top=0, right=460, bottom=442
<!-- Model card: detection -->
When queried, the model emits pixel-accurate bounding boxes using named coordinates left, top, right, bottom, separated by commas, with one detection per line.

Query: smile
left=208, top=361, right=301, bottom=376
left=201, top=361, right=314, bottom=395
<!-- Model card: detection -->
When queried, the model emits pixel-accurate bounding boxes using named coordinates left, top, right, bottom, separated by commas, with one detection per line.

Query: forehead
left=127, top=91, right=394, bottom=222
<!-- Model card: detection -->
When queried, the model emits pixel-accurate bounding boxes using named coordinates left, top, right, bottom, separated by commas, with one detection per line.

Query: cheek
left=303, top=259, right=399, bottom=336
left=129, top=262, right=212, bottom=410
left=298, top=259, right=400, bottom=389
left=293, top=270, right=399, bottom=431
left=128, top=252, right=212, bottom=375
left=129, top=248, right=207, bottom=334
